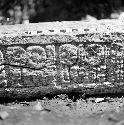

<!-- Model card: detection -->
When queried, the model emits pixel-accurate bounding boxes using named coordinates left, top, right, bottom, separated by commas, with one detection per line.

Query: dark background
left=0, top=0, right=123, bottom=24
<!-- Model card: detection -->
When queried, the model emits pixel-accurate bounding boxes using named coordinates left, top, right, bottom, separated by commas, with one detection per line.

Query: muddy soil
left=0, top=94, right=124, bottom=125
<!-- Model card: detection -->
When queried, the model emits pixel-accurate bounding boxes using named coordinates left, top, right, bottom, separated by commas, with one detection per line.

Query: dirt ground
left=0, top=94, right=124, bottom=125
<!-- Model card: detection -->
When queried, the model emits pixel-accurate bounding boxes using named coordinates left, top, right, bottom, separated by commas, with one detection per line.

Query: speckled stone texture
left=0, top=20, right=124, bottom=98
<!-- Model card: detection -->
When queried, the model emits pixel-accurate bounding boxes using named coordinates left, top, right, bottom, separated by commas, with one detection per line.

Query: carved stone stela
left=0, top=20, right=124, bottom=98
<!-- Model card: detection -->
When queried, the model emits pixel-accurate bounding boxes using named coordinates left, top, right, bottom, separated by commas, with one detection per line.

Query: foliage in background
left=0, top=0, right=123, bottom=24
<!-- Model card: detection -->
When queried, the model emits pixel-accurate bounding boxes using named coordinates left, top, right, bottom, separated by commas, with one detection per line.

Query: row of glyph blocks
left=0, top=40, right=123, bottom=88
left=0, top=20, right=124, bottom=97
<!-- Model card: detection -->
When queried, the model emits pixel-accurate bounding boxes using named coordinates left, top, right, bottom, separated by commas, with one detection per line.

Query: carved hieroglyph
left=0, top=20, right=124, bottom=98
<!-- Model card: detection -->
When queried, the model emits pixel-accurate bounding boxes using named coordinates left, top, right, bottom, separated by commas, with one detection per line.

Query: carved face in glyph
left=85, top=44, right=103, bottom=65
left=27, top=46, right=46, bottom=68
left=6, top=46, right=27, bottom=65
left=59, top=44, right=78, bottom=66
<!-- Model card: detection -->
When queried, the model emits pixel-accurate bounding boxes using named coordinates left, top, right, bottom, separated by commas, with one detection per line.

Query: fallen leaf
left=95, top=98, right=105, bottom=103
left=0, top=111, right=9, bottom=120
left=33, top=102, right=44, bottom=111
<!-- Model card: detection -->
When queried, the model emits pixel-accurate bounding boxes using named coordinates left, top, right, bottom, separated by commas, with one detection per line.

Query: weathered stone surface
left=0, top=50, right=4, bottom=65
left=6, top=46, right=27, bottom=66
left=5, top=66, right=22, bottom=87
left=0, top=20, right=124, bottom=98
left=22, top=68, right=42, bottom=87
left=59, top=44, right=78, bottom=66
left=26, top=46, right=46, bottom=69
left=46, top=45, right=56, bottom=64
left=0, top=66, right=6, bottom=87
left=43, top=65, right=57, bottom=86
left=22, top=66, right=57, bottom=87
left=70, top=65, right=79, bottom=84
